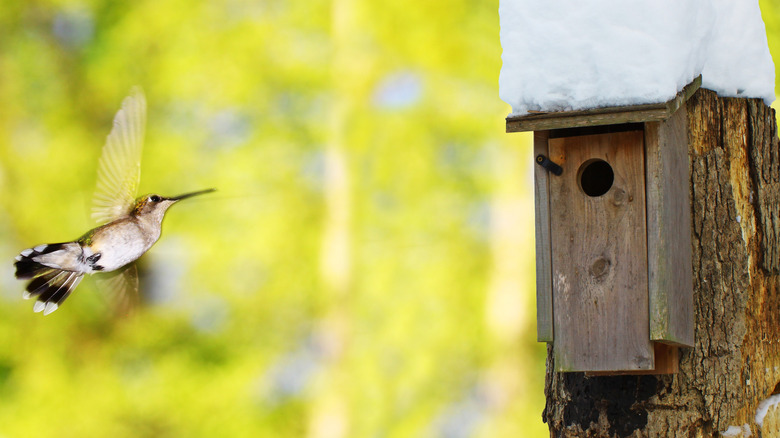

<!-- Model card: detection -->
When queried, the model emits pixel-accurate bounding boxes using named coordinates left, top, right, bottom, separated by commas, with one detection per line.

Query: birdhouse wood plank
left=644, top=107, right=694, bottom=347
left=549, top=130, right=652, bottom=372
left=533, top=130, right=554, bottom=343
left=514, top=79, right=698, bottom=374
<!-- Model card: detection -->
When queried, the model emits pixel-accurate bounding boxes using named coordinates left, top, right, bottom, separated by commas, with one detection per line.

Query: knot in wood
left=611, top=188, right=627, bottom=206
left=589, top=257, right=611, bottom=280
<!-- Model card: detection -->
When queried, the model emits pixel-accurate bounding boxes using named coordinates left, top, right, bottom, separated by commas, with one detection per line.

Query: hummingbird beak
left=168, top=188, right=216, bottom=202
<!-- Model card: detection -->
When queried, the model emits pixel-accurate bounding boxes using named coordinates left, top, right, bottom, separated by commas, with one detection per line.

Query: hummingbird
left=14, top=87, right=214, bottom=315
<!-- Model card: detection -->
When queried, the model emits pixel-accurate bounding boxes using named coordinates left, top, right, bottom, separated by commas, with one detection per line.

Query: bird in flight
left=14, top=87, right=214, bottom=315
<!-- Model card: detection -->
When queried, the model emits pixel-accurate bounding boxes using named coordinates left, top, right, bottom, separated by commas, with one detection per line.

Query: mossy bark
left=543, top=89, right=780, bottom=437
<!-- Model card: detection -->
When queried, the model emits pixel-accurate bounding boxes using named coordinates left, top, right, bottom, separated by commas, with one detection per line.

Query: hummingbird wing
left=95, top=262, right=139, bottom=316
left=92, top=87, right=146, bottom=225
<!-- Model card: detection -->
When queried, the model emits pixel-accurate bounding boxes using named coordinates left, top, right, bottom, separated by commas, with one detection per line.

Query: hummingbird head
left=131, top=189, right=216, bottom=224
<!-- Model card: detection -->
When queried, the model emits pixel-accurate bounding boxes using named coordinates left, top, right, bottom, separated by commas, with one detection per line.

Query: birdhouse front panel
left=548, top=130, right=654, bottom=372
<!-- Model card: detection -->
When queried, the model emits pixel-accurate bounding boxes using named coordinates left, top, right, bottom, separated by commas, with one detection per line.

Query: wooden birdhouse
left=507, top=78, right=700, bottom=374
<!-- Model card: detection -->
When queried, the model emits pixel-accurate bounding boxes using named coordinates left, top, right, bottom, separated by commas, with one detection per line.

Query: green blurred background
left=0, top=1, right=778, bottom=437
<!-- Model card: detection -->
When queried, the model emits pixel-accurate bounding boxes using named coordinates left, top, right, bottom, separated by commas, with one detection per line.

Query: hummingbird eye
left=150, top=195, right=161, bottom=202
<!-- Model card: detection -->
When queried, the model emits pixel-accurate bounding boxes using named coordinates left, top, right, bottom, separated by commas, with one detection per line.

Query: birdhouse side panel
left=534, top=131, right=554, bottom=342
left=549, top=131, right=654, bottom=372
left=645, top=105, right=695, bottom=347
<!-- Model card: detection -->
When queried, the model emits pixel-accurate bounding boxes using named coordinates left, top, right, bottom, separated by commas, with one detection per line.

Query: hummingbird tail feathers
left=15, top=244, right=84, bottom=315
left=14, top=243, right=68, bottom=279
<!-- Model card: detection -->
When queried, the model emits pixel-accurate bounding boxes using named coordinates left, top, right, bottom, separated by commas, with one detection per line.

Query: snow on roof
left=499, top=0, right=776, bottom=116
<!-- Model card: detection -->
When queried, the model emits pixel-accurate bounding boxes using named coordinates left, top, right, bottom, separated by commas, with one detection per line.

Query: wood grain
left=645, top=103, right=695, bottom=347
left=548, top=130, right=653, bottom=372
left=534, top=131, right=554, bottom=342
left=586, top=343, right=679, bottom=376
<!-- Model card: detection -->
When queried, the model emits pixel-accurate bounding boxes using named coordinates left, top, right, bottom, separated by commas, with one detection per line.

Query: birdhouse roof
left=506, top=77, right=700, bottom=132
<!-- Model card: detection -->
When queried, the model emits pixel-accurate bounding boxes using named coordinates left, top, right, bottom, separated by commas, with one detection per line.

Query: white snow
left=721, top=424, right=752, bottom=437
left=499, top=0, right=776, bottom=116
left=755, top=393, right=780, bottom=427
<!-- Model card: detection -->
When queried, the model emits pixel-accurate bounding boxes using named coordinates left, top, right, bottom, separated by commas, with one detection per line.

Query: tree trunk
left=543, top=89, right=780, bottom=437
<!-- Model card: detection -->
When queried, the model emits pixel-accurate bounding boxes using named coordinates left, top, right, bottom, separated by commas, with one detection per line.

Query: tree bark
left=543, top=89, right=780, bottom=437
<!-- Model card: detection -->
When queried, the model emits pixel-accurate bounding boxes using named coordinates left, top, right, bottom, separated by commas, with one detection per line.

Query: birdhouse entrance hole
left=578, top=159, right=614, bottom=197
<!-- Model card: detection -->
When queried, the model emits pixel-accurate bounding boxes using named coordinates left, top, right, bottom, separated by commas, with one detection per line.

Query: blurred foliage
left=0, top=0, right=544, bottom=437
